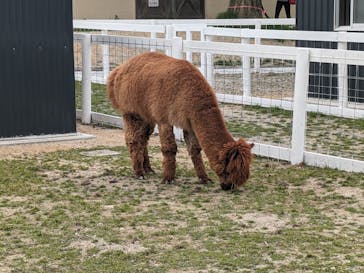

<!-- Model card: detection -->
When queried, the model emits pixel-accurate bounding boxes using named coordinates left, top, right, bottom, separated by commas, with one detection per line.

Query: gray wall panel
left=0, top=0, right=76, bottom=138
left=297, top=0, right=338, bottom=100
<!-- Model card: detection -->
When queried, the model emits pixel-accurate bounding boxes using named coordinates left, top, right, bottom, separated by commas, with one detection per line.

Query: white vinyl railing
left=73, top=19, right=295, bottom=81
left=73, top=18, right=295, bottom=29
left=74, top=31, right=364, bottom=173
left=73, top=20, right=364, bottom=116
left=202, top=28, right=364, bottom=106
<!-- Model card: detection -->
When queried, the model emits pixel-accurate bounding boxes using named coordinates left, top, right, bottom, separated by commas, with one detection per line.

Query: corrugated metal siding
left=298, top=0, right=335, bottom=31
left=0, top=0, right=76, bottom=138
left=296, top=0, right=364, bottom=102
left=296, top=0, right=338, bottom=100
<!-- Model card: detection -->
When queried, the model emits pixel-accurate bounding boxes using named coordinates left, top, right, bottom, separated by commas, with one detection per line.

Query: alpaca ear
left=236, top=139, right=254, bottom=150
left=217, top=143, right=238, bottom=175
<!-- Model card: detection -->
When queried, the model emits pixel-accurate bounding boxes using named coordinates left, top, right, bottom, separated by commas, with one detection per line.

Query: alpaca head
left=216, top=139, right=254, bottom=191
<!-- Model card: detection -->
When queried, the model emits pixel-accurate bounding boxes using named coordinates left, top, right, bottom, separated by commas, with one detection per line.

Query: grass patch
left=1, top=145, right=363, bottom=272
left=75, top=81, right=119, bottom=116
left=221, top=104, right=364, bottom=159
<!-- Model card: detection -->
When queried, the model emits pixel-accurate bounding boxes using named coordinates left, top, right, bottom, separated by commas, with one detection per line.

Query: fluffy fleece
left=107, top=52, right=254, bottom=190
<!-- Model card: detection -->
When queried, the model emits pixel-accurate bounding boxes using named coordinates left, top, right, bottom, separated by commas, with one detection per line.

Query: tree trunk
left=228, top=0, right=264, bottom=18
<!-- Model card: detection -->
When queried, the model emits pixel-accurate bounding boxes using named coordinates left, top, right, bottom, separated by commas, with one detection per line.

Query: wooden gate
left=136, top=0, right=205, bottom=19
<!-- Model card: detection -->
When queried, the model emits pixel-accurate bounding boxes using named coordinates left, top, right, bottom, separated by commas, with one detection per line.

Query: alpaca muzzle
left=220, top=182, right=234, bottom=191
left=220, top=169, right=250, bottom=191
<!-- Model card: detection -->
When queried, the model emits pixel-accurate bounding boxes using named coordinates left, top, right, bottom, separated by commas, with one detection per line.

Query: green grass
left=222, top=105, right=364, bottom=159
left=1, top=145, right=363, bottom=272
left=75, top=81, right=119, bottom=116
left=216, top=11, right=238, bottom=19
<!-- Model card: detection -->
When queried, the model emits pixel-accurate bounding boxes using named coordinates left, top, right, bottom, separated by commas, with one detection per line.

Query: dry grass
left=0, top=124, right=363, bottom=272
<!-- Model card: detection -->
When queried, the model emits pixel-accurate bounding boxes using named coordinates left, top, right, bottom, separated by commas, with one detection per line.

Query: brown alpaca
left=107, top=52, right=254, bottom=190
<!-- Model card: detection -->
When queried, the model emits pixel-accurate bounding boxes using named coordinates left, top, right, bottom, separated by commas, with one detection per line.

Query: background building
left=1, top=0, right=76, bottom=138
left=72, top=0, right=296, bottom=20
left=296, top=0, right=364, bottom=102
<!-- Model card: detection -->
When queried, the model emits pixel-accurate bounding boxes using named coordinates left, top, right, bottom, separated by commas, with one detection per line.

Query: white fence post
left=206, top=35, right=214, bottom=86
left=81, top=34, right=92, bottom=124
left=338, top=37, right=348, bottom=109
left=291, top=48, right=310, bottom=165
left=241, top=37, right=251, bottom=97
left=165, top=25, right=174, bottom=56
left=102, top=30, right=110, bottom=81
left=200, top=28, right=207, bottom=77
left=150, top=20, right=157, bottom=52
left=171, top=37, right=183, bottom=59
left=254, top=22, right=261, bottom=70
left=186, top=31, right=192, bottom=62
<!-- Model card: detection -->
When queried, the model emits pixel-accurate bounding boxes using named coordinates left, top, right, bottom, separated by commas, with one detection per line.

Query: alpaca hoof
left=137, top=175, right=145, bottom=180
left=144, top=167, right=155, bottom=174
left=162, top=178, right=175, bottom=184
left=198, top=177, right=212, bottom=184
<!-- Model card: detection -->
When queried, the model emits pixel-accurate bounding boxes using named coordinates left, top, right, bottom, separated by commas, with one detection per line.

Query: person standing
left=275, top=0, right=291, bottom=18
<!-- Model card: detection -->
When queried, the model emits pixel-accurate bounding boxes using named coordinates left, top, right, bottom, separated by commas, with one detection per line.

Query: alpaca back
left=107, top=52, right=220, bottom=130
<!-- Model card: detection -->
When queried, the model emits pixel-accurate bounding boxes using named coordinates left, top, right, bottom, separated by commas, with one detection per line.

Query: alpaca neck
left=191, top=107, right=234, bottom=166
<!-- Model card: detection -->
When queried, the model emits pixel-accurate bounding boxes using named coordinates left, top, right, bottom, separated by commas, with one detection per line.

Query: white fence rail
left=73, top=19, right=295, bottom=79
left=74, top=20, right=364, bottom=116
left=73, top=24, right=364, bottom=173
left=73, top=18, right=295, bottom=29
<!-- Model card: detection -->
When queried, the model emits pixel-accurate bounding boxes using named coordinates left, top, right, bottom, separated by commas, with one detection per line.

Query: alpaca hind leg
left=183, top=130, right=211, bottom=184
left=123, top=113, right=151, bottom=179
left=158, top=124, right=177, bottom=183
left=143, top=124, right=155, bottom=174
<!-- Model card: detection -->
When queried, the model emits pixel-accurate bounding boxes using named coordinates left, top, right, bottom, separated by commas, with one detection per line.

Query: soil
left=0, top=122, right=159, bottom=159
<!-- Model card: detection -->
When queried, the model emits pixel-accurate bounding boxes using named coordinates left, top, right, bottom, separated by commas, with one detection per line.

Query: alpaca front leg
left=184, top=130, right=212, bottom=184
left=125, top=139, right=145, bottom=178
left=159, top=124, right=177, bottom=183
left=123, top=113, right=148, bottom=179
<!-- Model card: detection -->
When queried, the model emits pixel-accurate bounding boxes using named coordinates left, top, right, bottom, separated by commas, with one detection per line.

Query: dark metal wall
left=296, top=0, right=338, bottom=100
left=297, top=0, right=335, bottom=32
left=0, top=0, right=76, bottom=138
left=296, top=0, right=364, bottom=102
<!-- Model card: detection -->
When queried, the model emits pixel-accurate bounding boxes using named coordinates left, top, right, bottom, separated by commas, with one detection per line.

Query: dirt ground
left=1, top=122, right=363, bottom=272
left=0, top=122, right=155, bottom=159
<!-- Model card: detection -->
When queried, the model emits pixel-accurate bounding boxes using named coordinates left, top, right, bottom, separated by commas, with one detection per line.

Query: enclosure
left=73, top=18, right=364, bottom=173
left=0, top=17, right=363, bottom=272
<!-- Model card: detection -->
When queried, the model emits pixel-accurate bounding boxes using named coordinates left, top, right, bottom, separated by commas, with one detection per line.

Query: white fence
left=73, top=20, right=364, bottom=173
left=74, top=19, right=295, bottom=78
left=73, top=18, right=296, bottom=30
